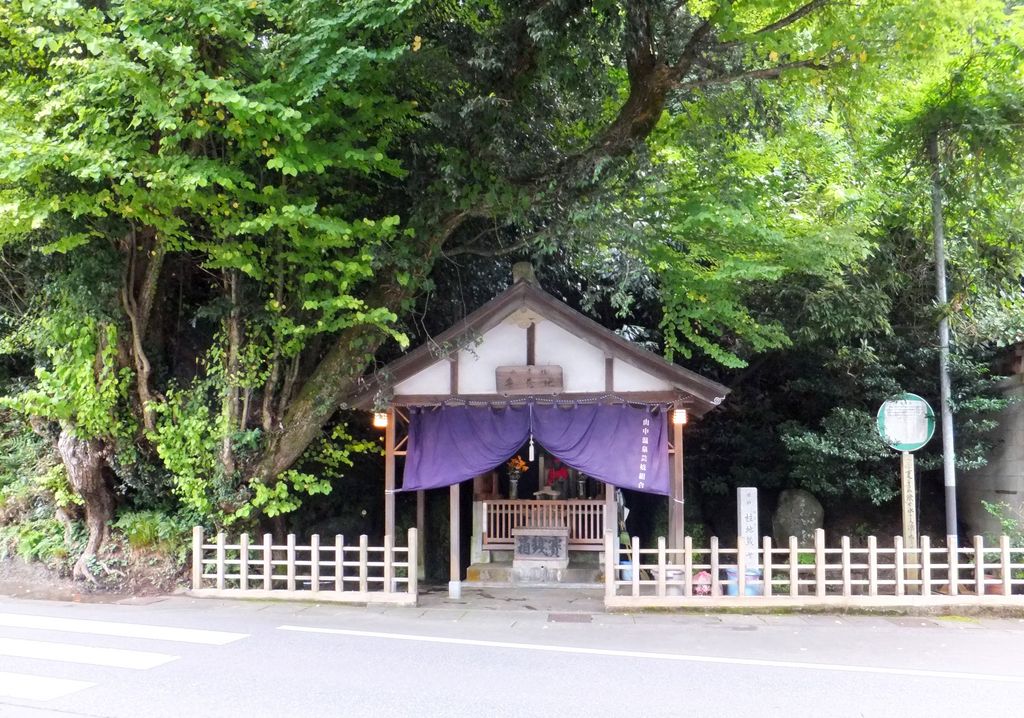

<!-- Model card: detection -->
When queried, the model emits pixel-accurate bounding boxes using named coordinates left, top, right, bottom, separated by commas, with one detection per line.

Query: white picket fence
left=605, top=529, right=1024, bottom=608
left=190, top=527, right=418, bottom=605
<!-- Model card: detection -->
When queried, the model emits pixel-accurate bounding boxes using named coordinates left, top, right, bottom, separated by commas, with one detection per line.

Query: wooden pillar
left=448, top=353, right=460, bottom=598
left=603, top=481, right=617, bottom=574
left=384, top=407, right=396, bottom=541
left=191, top=526, right=203, bottom=589
left=416, top=489, right=426, bottom=580
left=604, top=482, right=617, bottom=537
left=669, top=413, right=685, bottom=550
left=449, top=482, right=461, bottom=598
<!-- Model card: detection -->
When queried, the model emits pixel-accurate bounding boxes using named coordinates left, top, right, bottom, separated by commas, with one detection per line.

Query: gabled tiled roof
left=350, top=280, right=730, bottom=416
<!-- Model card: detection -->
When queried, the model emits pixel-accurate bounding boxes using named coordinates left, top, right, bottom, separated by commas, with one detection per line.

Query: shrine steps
left=465, top=561, right=602, bottom=587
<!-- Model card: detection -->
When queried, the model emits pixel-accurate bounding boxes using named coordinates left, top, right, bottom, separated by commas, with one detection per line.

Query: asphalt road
left=0, top=590, right=1022, bottom=718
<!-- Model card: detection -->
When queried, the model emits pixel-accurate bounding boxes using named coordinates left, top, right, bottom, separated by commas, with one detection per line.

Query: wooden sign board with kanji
left=496, top=365, right=564, bottom=394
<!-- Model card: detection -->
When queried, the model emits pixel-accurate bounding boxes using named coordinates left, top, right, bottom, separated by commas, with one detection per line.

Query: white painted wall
left=458, top=320, right=527, bottom=393
left=614, top=358, right=673, bottom=391
left=534, top=320, right=606, bottom=392
left=393, top=359, right=450, bottom=395
left=395, top=315, right=675, bottom=397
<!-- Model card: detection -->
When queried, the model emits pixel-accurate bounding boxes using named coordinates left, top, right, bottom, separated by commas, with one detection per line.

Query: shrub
left=112, top=510, right=192, bottom=563
left=0, top=518, right=69, bottom=565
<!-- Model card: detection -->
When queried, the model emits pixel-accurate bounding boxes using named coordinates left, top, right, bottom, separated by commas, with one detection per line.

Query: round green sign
left=876, top=393, right=936, bottom=452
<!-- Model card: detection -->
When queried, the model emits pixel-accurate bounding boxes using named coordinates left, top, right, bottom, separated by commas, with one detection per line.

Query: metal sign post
left=878, top=393, right=936, bottom=594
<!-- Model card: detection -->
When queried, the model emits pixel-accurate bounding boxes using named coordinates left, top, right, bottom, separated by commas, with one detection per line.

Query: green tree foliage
left=0, top=0, right=1021, bottom=570
left=686, top=7, right=1024, bottom=523
left=0, top=0, right=417, bottom=570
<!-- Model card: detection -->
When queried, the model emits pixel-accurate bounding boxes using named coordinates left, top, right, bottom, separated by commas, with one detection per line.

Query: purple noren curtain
left=532, top=404, right=668, bottom=495
left=401, top=406, right=530, bottom=492
left=400, top=403, right=669, bottom=495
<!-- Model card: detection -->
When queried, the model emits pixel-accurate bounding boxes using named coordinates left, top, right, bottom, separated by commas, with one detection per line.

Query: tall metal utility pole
left=927, top=132, right=958, bottom=543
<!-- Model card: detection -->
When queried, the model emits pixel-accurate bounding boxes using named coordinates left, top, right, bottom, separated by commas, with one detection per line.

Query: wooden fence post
left=263, top=533, right=272, bottom=590
left=286, top=534, right=296, bottom=592
left=215, top=532, right=226, bottom=590
left=947, top=536, right=958, bottom=596
left=973, top=535, right=985, bottom=596
left=788, top=536, right=798, bottom=598
left=920, top=535, right=931, bottom=596
left=1001, top=535, right=1012, bottom=596
left=408, top=528, right=419, bottom=597
left=335, top=535, right=345, bottom=592
left=867, top=536, right=878, bottom=597
left=841, top=536, right=852, bottom=598
left=683, top=536, right=693, bottom=597
left=383, top=534, right=394, bottom=594
left=710, top=536, right=721, bottom=597
left=814, top=529, right=825, bottom=598
left=604, top=531, right=615, bottom=599
left=631, top=536, right=640, bottom=598
left=894, top=536, right=905, bottom=597
left=239, top=533, right=249, bottom=592
left=359, top=534, right=369, bottom=593
left=310, top=534, right=320, bottom=593
left=191, top=527, right=203, bottom=589
left=656, top=536, right=666, bottom=598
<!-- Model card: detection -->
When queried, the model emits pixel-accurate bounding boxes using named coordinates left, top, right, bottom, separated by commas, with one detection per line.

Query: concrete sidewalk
left=4, top=579, right=1024, bottom=633
left=419, top=585, right=604, bottom=614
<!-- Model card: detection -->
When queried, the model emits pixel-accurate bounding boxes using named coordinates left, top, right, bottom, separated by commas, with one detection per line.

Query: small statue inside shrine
left=546, top=457, right=569, bottom=498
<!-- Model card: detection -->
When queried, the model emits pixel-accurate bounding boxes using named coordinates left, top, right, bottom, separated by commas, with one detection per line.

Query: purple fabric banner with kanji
left=401, top=403, right=669, bottom=495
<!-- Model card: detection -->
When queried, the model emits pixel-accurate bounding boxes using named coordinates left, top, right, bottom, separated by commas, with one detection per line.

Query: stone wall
left=961, top=359, right=1024, bottom=536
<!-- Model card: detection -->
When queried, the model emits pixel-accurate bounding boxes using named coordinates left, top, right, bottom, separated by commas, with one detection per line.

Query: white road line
left=0, top=672, right=95, bottom=701
left=278, top=625, right=1024, bottom=685
left=0, top=613, right=247, bottom=645
left=0, top=638, right=177, bottom=669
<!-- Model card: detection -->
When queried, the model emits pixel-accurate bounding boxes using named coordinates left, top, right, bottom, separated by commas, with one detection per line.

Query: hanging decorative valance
left=401, top=403, right=669, bottom=495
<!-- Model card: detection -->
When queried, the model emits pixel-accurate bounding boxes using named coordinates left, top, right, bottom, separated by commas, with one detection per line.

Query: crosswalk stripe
left=0, top=613, right=247, bottom=645
left=0, top=637, right=177, bottom=669
left=0, top=671, right=95, bottom=701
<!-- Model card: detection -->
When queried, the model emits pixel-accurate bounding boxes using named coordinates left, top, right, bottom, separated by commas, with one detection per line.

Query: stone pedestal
left=512, top=527, right=569, bottom=570
left=470, top=501, right=489, bottom=564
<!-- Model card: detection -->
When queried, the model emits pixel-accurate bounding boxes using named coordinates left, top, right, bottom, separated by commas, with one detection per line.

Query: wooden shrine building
left=354, top=265, right=729, bottom=596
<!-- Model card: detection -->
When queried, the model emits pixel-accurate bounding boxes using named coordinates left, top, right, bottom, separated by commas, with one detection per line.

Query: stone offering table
left=512, top=526, right=569, bottom=570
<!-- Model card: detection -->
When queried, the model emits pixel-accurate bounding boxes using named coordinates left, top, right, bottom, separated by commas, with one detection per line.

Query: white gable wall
left=614, top=358, right=673, bottom=391
left=458, top=320, right=526, bottom=393
left=534, top=320, right=606, bottom=392
left=394, top=315, right=676, bottom=397
left=393, top=358, right=450, bottom=395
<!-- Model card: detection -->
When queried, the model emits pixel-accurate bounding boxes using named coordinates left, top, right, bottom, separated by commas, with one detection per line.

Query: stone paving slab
left=887, top=616, right=940, bottom=628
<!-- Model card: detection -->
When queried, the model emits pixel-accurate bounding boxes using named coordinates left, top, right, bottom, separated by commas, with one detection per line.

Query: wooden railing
left=484, top=500, right=605, bottom=550
left=605, top=529, right=1024, bottom=607
left=190, top=527, right=418, bottom=605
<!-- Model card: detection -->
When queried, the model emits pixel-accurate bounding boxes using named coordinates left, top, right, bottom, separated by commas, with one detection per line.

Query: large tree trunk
left=252, top=210, right=473, bottom=482
left=248, top=20, right=694, bottom=483
left=248, top=3, right=830, bottom=484
left=57, top=427, right=115, bottom=582
left=221, top=270, right=242, bottom=477
left=121, top=227, right=165, bottom=433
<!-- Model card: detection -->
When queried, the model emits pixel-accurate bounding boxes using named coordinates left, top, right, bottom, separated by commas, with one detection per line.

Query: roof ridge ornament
left=512, top=261, right=538, bottom=286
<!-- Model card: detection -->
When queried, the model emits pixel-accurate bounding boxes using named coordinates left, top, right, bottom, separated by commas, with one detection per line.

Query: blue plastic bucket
left=723, top=567, right=763, bottom=596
